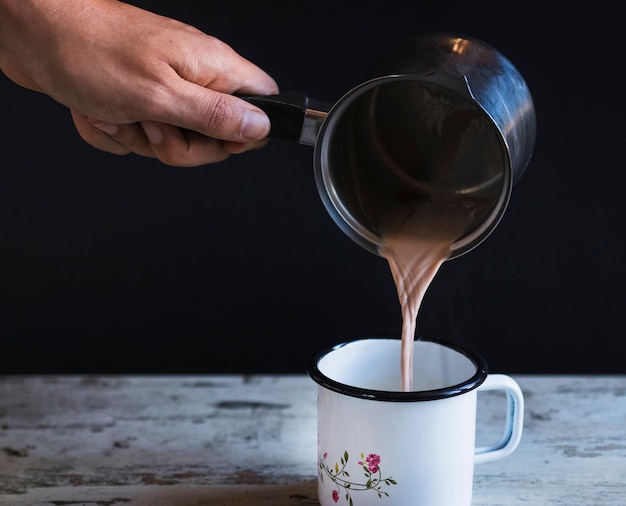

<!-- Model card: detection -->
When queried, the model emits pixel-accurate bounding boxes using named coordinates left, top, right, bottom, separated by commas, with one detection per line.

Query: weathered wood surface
left=0, top=375, right=624, bottom=505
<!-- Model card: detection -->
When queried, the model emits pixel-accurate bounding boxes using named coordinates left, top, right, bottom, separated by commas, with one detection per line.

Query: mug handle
left=474, top=374, right=524, bottom=464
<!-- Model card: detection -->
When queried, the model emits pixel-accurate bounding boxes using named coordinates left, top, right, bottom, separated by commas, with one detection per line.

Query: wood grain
left=0, top=375, right=624, bottom=505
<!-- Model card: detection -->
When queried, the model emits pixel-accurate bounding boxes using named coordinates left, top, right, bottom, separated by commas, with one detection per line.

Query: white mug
left=307, top=337, right=524, bottom=506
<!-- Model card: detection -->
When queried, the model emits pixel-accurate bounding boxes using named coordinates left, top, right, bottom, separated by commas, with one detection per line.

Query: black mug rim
left=307, top=336, right=488, bottom=402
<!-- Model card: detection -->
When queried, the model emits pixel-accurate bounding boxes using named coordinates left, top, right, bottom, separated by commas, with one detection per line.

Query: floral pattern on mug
left=319, top=450, right=397, bottom=504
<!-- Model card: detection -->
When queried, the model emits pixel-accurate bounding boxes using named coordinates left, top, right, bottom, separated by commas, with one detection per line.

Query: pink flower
left=323, top=452, right=328, bottom=460
left=365, top=454, right=381, bottom=473
left=332, top=490, right=339, bottom=502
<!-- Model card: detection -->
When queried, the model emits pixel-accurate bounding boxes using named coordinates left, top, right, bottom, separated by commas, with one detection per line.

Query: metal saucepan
left=240, top=32, right=536, bottom=258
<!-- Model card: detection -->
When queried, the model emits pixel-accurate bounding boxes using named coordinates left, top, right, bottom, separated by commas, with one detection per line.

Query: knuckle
left=79, top=125, right=130, bottom=156
left=202, top=94, right=238, bottom=137
left=152, top=127, right=230, bottom=167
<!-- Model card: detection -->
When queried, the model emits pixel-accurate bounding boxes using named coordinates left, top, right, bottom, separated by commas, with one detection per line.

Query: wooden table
left=0, top=375, right=624, bottom=505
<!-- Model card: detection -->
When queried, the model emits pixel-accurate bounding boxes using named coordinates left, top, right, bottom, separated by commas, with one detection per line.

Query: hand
left=0, top=0, right=279, bottom=166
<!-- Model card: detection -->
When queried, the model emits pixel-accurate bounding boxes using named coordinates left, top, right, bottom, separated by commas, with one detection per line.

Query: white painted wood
left=0, top=375, right=624, bottom=505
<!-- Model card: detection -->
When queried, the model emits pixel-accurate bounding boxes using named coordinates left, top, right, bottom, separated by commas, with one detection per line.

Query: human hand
left=0, top=0, right=279, bottom=166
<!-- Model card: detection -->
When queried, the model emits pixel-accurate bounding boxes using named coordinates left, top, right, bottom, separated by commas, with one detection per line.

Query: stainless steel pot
left=241, top=32, right=536, bottom=258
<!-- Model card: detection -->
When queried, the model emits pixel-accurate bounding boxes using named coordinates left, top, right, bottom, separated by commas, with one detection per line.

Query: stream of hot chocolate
left=379, top=199, right=478, bottom=391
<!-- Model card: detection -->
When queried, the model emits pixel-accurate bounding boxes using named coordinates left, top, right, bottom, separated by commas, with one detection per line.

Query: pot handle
left=236, top=91, right=308, bottom=143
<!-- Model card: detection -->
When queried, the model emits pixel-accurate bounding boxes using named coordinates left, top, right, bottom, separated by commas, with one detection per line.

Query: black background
left=1, top=1, right=624, bottom=375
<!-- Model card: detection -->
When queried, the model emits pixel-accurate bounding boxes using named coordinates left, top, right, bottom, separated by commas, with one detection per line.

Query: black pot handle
left=236, top=91, right=308, bottom=143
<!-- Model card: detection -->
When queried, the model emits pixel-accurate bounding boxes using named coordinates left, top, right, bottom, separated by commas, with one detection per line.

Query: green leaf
left=344, top=450, right=349, bottom=462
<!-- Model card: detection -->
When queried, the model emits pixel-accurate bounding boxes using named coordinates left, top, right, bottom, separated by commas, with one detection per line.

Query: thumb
left=168, top=84, right=272, bottom=142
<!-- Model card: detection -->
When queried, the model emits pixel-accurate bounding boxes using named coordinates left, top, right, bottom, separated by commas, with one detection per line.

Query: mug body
left=309, top=337, right=488, bottom=506
left=317, top=386, right=478, bottom=505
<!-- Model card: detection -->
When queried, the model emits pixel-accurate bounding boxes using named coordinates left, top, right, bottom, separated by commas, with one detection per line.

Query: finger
left=71, top=111, right=131, bottom=156
left=166, top=86, right=273, bottom=143
left=140, top=121, right=234, bottom=166
left=77, top=111, right=270, bottom=167
left=209, top=47, right=279, bottom=96
left=84, top=113, right=259, bottom=166
left=223, top=138, right=270, bottom=155
left=88, top=117, right=155, bottom=158
left=139, top=122, right=269, bottom=167
left=159, top=38, right=278, bottom=143
left=169, top=35, right=279, bottom=97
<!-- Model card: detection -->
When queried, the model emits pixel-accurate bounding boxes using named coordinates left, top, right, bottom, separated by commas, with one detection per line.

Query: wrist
left=0, top=0, right=93, bottom=92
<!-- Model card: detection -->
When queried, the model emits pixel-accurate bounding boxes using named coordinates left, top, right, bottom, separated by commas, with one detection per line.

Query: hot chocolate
left=379, top=196, right=487, bottom=391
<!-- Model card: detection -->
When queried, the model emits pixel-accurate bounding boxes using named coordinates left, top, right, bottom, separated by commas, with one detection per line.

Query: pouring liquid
left=333, top=80, right=504, bottom=392
left=379, top=196, right=487, bottom=392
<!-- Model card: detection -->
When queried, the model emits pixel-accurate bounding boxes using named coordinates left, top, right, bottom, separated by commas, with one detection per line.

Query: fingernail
left=141, top=122, right=164, bottom=144
left=90, top=118, right=119, bottom=136
left=241, top=109, right=270, bottom=140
